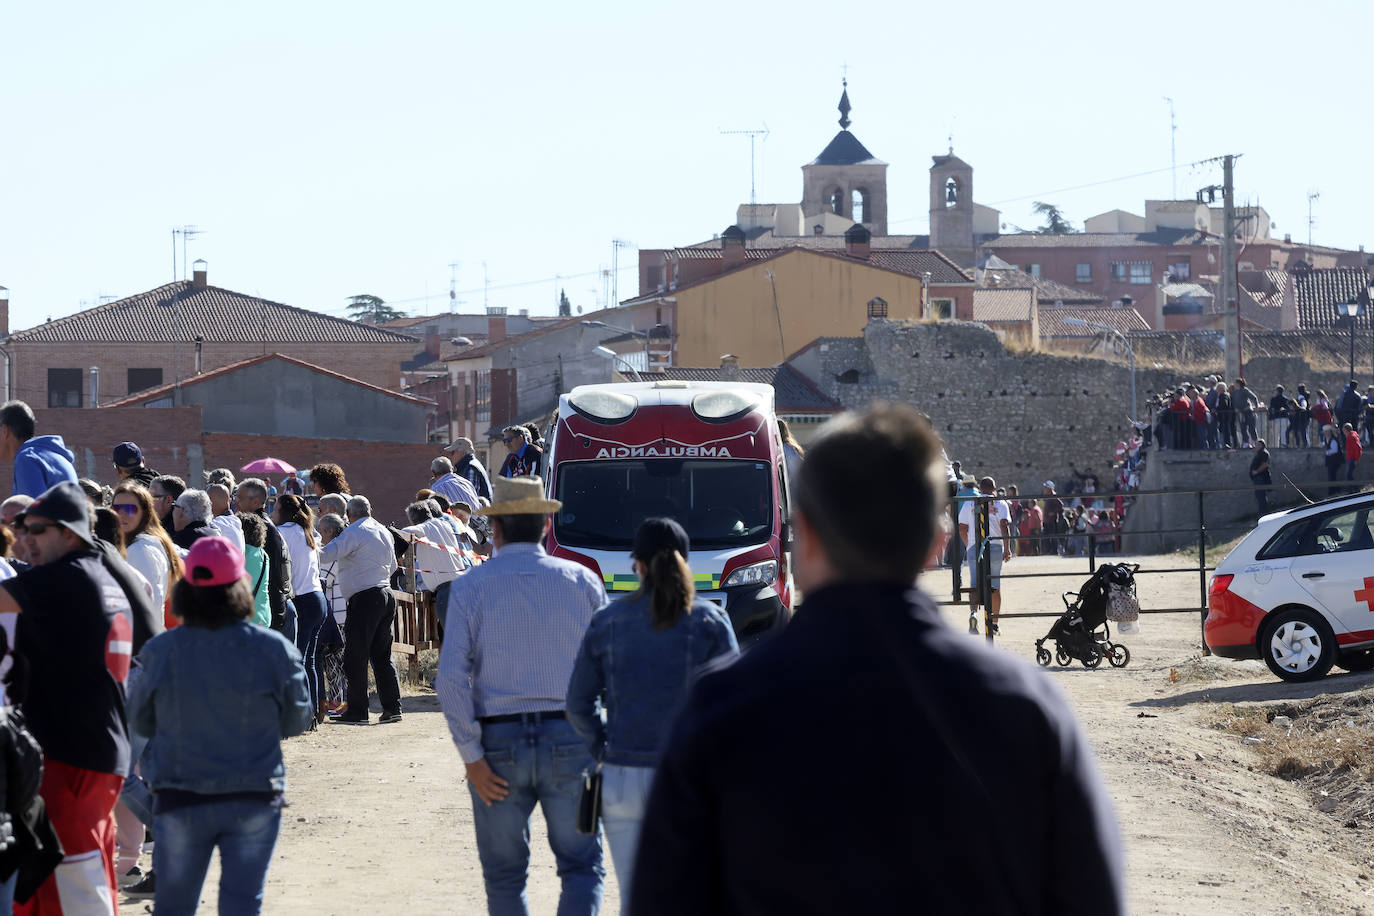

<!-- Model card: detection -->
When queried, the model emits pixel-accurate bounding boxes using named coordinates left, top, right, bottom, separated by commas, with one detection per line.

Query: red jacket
left=1347, top=432, right=1363, bottom=462
left=1191, top=398, right=1209, bottom=425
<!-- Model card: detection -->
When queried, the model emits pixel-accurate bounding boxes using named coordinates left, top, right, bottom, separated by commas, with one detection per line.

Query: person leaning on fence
left=435, top=475, right=608, bottom=916
left=566, top=517, right=738, bottom=913
left=398, top=500, right=467, bottom=639
left=631, top=402, right=1124, bottom=916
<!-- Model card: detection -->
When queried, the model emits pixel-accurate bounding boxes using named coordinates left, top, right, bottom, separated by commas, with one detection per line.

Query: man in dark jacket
left=1336, top=381, right=1363, bottom=429
left=168, top=489, right=219, bottom=550
left=111, top=442, right=159, bottom=490
left=632, top=404, right=1124, bottom=915
left=444, top=437, right=492, bottom=502
left=235, top=478, right=295, bottom=639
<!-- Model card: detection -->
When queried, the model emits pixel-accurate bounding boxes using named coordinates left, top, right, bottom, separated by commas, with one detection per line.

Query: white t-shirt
left=278, top=522, right=322, bottom=597
left=210, top=513, right=246, bottom=554
left=958, top=499, right=1013, bottom=554
left=126, top=532, right=171, bottom=614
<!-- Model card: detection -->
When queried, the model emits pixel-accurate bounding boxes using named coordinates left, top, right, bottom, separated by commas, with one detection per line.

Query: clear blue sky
left=3, top=1, right=1370, bottom=331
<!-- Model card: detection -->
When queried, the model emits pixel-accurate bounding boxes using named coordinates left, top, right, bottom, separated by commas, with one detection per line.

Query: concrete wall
left=146, top=359, right=429, bottom=443
left=794, top=320, right=1180, bottom=493
left=1122, top=447, right=1374, bottom=554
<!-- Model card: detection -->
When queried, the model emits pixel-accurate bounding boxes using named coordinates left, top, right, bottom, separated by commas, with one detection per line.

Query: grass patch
left=1208, top=693, right=1374, bottom=827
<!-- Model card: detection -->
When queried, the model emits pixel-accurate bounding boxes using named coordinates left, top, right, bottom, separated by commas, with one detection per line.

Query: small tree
left=346, top=294, right=407, bottom=324
left=1032, top=201, right=1077, bottom=235
left=558, top=288, right=572, bottom=317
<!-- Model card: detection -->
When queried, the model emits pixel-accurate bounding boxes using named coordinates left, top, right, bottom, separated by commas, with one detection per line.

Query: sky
left=3, top=1, right=1372, bottom=332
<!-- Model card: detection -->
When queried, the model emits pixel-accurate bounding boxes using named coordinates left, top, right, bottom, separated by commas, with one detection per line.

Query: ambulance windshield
left=554, top=458, right=773, bottom=549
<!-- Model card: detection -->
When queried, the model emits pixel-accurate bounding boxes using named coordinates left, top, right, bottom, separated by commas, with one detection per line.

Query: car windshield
left=554, top=458, right=773, bottom=550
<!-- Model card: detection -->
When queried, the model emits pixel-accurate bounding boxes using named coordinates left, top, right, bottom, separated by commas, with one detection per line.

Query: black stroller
left=1035, top=563, right=1136, bottom=669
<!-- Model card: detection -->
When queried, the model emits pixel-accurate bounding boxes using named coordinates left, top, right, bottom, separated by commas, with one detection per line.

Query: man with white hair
left=444, top=437, right=492, bottom=502
left=430, top=456, right=480, bottom=510
left=170, top=488, right=218, bottom=549
left=236, top=478, right=294, bottom=638
left=206, top=484, right=245, bottom=552
left=318, top=495, right=402, bottom=725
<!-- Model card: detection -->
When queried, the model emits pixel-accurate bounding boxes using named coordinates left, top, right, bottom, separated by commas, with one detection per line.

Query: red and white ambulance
left=544, top=380, right=793, bottom=647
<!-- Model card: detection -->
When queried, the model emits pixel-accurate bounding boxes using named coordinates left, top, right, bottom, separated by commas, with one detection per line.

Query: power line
left=322, top=265, right=640, bottom=314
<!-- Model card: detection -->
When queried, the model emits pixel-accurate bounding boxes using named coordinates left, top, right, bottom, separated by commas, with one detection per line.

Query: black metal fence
left=944, top=480, right=1362, bottom=653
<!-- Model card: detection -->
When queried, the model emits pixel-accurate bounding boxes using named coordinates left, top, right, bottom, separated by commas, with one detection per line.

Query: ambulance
left=544, top=380, right=793, bottom=647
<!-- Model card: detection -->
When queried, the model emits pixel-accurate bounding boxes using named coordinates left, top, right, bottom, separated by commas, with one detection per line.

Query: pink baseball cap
left=183, top=536, right=246, bottom=587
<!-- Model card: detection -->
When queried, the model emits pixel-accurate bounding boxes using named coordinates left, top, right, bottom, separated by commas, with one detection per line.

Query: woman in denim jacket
left=567, top=518, right=738, bottom=911
left=127, top=536, right=313, bottom=915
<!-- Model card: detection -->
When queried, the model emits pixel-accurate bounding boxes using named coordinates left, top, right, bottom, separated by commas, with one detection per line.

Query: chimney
left=844, top=223, right=871, bottom=260
left=487, top=307, right=508, bottom=343
left=719, top=353, right=740, bottom=381
left=721, top=225, right=747, bottom=268
left=1284, top=233, right=1292, bottom=243
left=424, top=330, right=441, bottom=360
left=0, top=286, right=8, bottom=336
left=89, top=366, right=99, bottom=408
left=192, top=259, right=208, bottom=289
left=194, top=335, right=204, bottom=374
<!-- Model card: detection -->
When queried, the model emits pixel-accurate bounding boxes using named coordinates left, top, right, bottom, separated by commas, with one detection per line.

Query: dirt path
left=127, top=553, right=1374, bottom=914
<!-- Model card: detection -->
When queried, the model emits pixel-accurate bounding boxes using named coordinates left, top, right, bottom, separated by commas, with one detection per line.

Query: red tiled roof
left=103, top=353, right=433, bottom=407
left=1038, top=306, right=1151, bottom=337
left=8, top=281, right=420, bottom=344
left=972, top=288, right=1035, bottom=322
left=1295, top=267, right=1373, bottom=330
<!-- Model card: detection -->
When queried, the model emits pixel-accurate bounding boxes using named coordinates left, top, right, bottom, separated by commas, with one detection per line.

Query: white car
left=1205, top=491, right=1374, bottom=682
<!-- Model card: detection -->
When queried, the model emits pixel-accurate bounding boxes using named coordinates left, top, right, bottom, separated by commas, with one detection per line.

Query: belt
left=478, top=710, right=565, bottom=725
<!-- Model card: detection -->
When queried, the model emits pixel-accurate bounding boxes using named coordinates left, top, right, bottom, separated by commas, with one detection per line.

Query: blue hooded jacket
left=13, top=435, right=78, bottom=498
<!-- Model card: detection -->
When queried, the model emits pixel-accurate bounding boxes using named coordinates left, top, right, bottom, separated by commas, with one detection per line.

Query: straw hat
left=475, top=475, right=562, bottom=516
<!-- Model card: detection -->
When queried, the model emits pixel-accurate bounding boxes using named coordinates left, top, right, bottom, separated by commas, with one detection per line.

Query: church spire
left=837, top=79, right=851, bottom=130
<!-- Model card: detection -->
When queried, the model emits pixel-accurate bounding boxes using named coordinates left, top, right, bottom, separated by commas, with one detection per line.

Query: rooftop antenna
left=611, top=239, right=635, bottom=308
left=1163, top=97, right=1177, bottom=198
left=719, top=125, right=770, bottom=205
left=176, top=226, right=203, bottom=280
left=1307, top=190, right=1320, bottom=247
left=482, top=261, right=489, bottom=312
left=448, top=261, right=463, bottom=313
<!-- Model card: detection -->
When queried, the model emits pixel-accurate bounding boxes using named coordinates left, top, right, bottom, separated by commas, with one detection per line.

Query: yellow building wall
left=673, top=250, right=924, bottom=366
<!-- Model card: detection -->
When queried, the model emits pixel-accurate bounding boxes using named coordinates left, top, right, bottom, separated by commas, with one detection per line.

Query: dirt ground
left=125, top=553, right=1374, bottom=915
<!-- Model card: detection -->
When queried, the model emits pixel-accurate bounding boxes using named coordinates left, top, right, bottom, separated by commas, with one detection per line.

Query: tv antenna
left=171, top=225, right=204, bottom=280
left=448, top=261, right=466, bottom=312
left=1307, top=190, right=1320, bottom=247
left=1163, top=97, right=1177, bottom=198
left=720, top=125, right=769, bottom=204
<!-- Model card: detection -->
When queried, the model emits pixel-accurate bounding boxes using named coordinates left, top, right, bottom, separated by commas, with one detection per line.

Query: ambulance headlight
left=568, top=390, right=638, bottom=423
left=722, top=560, right=777, bottom=588
left=692, top=390, right=759, bottom=422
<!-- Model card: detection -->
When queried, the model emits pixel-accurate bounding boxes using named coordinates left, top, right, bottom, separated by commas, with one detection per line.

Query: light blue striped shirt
left=437, top=542, right=606, bottom=763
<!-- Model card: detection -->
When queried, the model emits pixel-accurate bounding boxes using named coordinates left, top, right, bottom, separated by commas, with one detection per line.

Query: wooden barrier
left=392, top=589, right=441, bottom=683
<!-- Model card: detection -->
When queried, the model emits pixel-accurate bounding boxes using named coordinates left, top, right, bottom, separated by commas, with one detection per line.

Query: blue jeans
left=293, top=591, right=328, bottom=710
left=121, top=665, right=154, bottom=826
left=282, top=598, right=298, bottom=644
left=600, top=764, right=654, bottom=915
left=470, top=717, right=604, bottom=916
left=153, top=799, right=281, bottom=915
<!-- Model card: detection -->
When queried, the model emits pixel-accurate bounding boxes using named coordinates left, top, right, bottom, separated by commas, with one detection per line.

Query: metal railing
left=944, top=479, right=1362, bottom=652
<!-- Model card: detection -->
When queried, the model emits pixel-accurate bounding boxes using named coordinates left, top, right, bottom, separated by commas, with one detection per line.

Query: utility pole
left=1307, top=190, right=1320, bottom=248
left=1221, top=154, right=1240, bottom=381
left=1163, top=98, right=1177, bottom=198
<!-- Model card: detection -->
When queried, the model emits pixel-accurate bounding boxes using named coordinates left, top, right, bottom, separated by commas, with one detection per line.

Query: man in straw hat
left=437, top=475, right=607, bottom=914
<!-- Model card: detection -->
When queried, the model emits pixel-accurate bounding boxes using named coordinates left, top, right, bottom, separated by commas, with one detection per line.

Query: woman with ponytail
left=567, top=517, right=738, bottom=912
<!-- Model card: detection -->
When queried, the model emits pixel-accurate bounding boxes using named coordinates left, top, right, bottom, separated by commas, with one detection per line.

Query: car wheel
left=1337, top=648, right=1374, bottom=672
left=1261, top=608, right=1336, bottom=682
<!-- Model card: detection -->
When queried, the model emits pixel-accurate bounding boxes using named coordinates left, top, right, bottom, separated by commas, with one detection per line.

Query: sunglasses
left=21, top=522, right=51, bottom=536
left=112, top=503, right=140, bottom=516
left=503, top=437, right=514, bottom=444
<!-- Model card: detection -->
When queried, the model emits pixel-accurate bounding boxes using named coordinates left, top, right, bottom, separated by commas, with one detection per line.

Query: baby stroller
left=1035, top=563, right=1137, bottom=669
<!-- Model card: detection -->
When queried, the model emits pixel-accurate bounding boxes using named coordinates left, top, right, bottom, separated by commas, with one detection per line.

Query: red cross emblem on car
left=1355, top=578, right=1374, bottom=614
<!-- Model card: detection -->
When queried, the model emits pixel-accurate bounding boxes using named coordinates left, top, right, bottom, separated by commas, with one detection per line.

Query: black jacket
left=124, top=466, right=158, bottom=490
left=632, top=582, right=1124, bottom=916
left=255, top=510, right=294, bottom=631
left=170, top=522, right=218, bottom=551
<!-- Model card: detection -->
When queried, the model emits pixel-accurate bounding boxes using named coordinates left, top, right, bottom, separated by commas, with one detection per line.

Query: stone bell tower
left=800, top=82, right=888, bottom=236
left=929, top=149, right=975, bottom=267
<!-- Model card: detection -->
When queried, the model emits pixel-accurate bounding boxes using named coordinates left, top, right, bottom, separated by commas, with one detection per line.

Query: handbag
left=576, top=763, right=602, bottom=835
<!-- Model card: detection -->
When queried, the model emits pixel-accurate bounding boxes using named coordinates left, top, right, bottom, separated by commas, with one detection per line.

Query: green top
left=244, top=545, right=271, bottom=627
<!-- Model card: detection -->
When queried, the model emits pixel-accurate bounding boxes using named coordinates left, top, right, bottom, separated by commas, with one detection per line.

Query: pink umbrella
left=240, top=457, right=297, bottom=475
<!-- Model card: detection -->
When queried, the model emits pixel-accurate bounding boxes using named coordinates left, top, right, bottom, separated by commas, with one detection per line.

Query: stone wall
left=799, top=320, right=1178, bottom=492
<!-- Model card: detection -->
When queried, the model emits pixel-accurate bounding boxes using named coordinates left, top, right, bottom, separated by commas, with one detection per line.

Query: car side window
left=1259, top=502, right=1374, bottom=559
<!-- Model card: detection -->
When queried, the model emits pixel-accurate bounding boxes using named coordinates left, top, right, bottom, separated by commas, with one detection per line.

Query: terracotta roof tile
left=1039, top=306, right=1151, bottom=338
left=8, top=281, right=419, bottom=344
left=972, top=288, right=1035, bottom=322
left=1294, top=267, right=1373, bottom=330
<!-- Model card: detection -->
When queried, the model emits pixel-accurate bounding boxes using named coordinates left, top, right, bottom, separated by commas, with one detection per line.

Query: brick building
left=0, top=262, right=418, bottom=408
